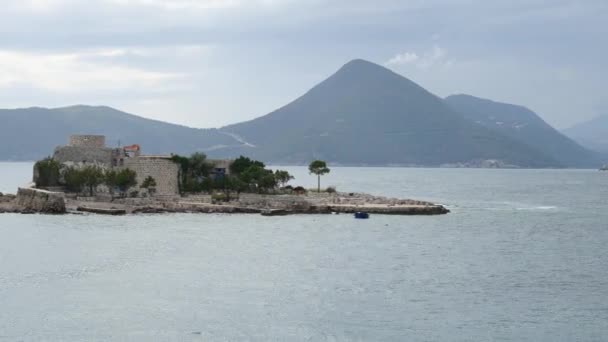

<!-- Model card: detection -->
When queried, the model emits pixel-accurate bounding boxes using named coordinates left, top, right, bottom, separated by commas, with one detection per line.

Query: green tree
left=80, top=165, right=105, bottom=197
left=274, top=170, right=294, bottom=188
left=308, top=160, right=330, bottom=192
left=189, top=152, right=213, bottom=181
left=229, top=156, right=265, bottom=175
left=62, top=166, right=85, bottom=193
left=104, top=169, right=119, bottom=196
left=34, top=157, right=61, bottom=187
left=171, top=153, right=213, bottom=193
left=240, top=165, right=277, bottom=193
left=214, top=174, right=246, bottom=201
left=105, top=169, right=137, bottom=197
left=115, top=169, right=138, bottom=196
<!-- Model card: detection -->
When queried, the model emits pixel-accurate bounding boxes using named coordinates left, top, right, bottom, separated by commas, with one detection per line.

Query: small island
left=0, top=135, right=449, bottom=216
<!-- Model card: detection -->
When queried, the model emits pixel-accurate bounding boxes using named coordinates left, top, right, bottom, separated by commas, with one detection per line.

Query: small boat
left=354, top=212, right=370, bottom=219
left=600, top=165, right=608, bottom=171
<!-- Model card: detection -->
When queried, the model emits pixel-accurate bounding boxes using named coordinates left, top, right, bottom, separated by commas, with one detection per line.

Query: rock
left=261, top=209, right=290, bottom=216
left=15, top=188, right=66, bottom=214
left=76, top=206, right=127, bottom=215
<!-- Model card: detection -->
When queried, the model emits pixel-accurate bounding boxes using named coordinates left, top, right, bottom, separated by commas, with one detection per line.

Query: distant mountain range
left=562, top=115, right=608, bottom=155
left=0, top=106, right=238, bottom=161
left=444, top=94, right=599, bottom=167
left=0, top=59, right=602, bottom=168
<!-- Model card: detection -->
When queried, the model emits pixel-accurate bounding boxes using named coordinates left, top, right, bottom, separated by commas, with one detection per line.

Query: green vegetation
left=32, top=154, right=298, bottom=199
left=229, top=156, right=265, bottom=174
left=62, top=166, right=86, bottom=193
left=105, top=168, right=138, bottom=197
left=172, top=154, right=294, bottom=196
left=308, top=160, right=330, bottom=192
left=140, top=176, right=157, bottom=194
left=212, top=174, right=246, bottom=201
left=240, top=165, right=277, bottom=193
left=79, top=165, right=105, bottom=197
left=274, top=170, right=294, bottom=188
left=34, top=157, right=62, bottom=187
left=34, top=157, right=139, bottom=197
left=171, top=152, right=214, bottom=193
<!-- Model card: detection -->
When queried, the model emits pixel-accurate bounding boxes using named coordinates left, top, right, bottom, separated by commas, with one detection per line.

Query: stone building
left=123, top=156, right=179, bottom=196
left=53, top=135, right=179, bottom=196
left=53, top=135, right=117, bottom=166
left=52, top=135, right=233, bottom=196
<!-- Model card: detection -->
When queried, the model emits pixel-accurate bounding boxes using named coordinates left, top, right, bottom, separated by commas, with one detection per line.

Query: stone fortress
left=53, top=134, right=230, bottom=196
left=2, top=134, right=450, bottom=216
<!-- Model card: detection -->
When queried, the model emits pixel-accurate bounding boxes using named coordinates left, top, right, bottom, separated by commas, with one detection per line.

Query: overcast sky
left=1, top=0, right=606, bottom=129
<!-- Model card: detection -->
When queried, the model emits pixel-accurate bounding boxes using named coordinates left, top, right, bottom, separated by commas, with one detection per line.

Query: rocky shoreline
left=0, top=189, right=450, bottom=216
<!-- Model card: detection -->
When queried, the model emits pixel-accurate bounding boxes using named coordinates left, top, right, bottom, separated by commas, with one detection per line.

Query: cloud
left=386, top=52, right=419, bottom=66
left=0, top=49, right=183, bottom=93
left=0, top=0, right=606, bottom=129
left=386, top=45, right=452, bottom=70
left=108, top=0, right=240, bottom=10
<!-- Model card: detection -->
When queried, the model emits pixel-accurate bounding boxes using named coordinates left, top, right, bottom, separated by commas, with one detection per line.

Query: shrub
left=140, top=176, right=157, bottom=189
left=326, top=186, right=337, bottom=193
left=211, top=192, right=227, bottom=203
left=293, top=186, right=307, bottom=195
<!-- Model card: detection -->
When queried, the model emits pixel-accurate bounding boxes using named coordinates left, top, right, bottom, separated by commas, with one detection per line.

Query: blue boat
left=354, top=212, right=370, bottom=219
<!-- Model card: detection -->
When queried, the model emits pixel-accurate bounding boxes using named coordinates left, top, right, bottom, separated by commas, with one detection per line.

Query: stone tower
left=68, top=135, right=106, bottom=148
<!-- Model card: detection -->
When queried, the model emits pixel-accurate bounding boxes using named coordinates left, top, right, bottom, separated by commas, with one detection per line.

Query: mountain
left=0, top=59, right=596, bottom=167
left=218, top=59, right=559, bottom=167
left=0, top=105, right=242, bottom=161
left=562, top=115, right=608, bottom=154
left=444, top=94, right=600, bottom=167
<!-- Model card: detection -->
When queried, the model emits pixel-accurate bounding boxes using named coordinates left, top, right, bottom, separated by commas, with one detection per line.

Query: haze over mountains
left=563, top=115, right=608, bottom=155
left=444, top=95, right=599, bottom=167
left=0, top=59, right=602, bottom=168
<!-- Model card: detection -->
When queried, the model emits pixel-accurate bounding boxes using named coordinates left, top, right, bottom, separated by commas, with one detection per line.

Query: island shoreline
left=0, top=189, right=450, bottom=216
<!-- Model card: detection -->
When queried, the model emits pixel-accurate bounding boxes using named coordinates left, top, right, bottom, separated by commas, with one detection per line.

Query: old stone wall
left=53, top=146, right=114, bottom=166
left=16, top=188, right=66, bottom=213
left=123, top=157, right=179, bottom=196
left=69, top=135, right=106, bottom=148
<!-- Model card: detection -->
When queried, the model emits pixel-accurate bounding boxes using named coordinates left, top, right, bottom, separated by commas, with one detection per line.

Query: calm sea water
left=0, top=162, right=607, bottom=341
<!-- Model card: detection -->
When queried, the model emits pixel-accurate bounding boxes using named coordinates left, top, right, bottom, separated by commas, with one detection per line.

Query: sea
left=0, top=162, right=607, bottom=341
